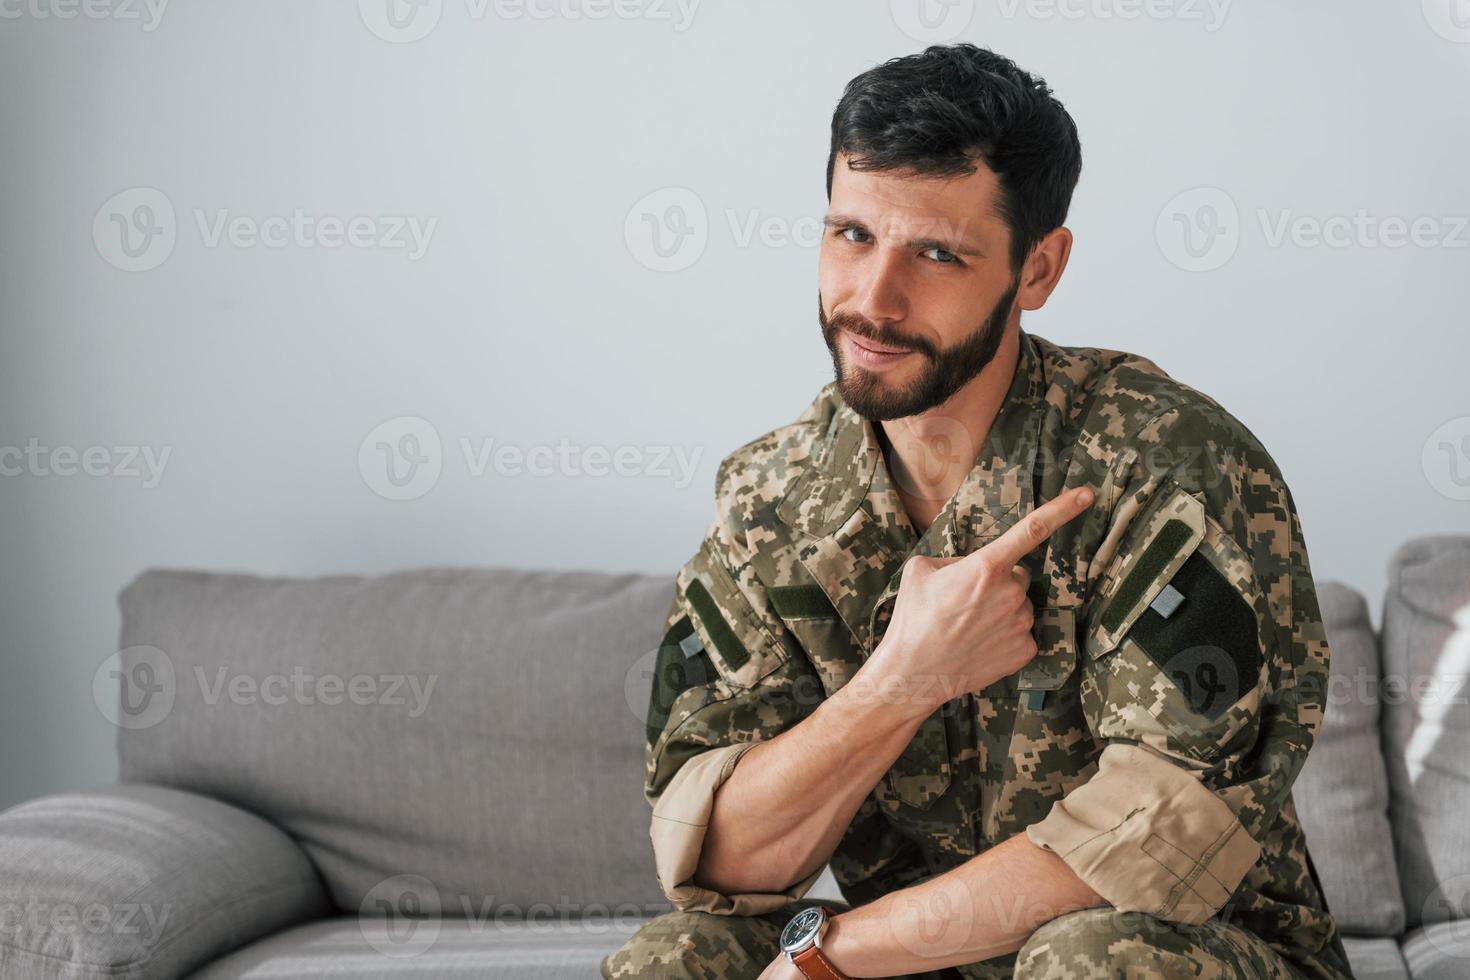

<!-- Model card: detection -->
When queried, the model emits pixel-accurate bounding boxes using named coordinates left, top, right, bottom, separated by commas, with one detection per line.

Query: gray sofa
left=0, top=537, right=1466, bottom=979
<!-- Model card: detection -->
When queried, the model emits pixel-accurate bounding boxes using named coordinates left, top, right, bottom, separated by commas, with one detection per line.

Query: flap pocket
left=1086, top=481, right=1205, bottom=661
left=679, top=540, right=790, bottom=689
left=1140, top=832, right=1235, bottom=914
left=1017, top=606, right=1079, bottom=693
left=884, top=711, right=952, bottom=810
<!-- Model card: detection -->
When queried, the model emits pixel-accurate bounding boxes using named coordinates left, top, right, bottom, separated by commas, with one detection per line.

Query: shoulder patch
left=646, top=615, right=715, bottom=747
left=1128, top=550, right=1261, bottom=719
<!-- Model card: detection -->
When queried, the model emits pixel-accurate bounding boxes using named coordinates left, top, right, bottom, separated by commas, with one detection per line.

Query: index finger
left=975, top=486, right=1095, bottom=568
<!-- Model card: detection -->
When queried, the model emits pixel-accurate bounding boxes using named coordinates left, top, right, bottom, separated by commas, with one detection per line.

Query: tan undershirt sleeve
left=650, top=741, right=824, bottom=914
left=1026, top=742, right=1261, bottom=925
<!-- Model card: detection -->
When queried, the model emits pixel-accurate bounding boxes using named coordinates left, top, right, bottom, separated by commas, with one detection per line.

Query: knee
left=601, top=909, right=779, bottom=980
left=1014, top=908, right=1177, bottom=979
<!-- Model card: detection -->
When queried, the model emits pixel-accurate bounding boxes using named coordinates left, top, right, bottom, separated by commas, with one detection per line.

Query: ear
left=1016, top=226, right=1074, bottom=312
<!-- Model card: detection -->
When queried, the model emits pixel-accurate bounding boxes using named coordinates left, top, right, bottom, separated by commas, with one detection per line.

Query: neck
left=878, top=327, right=1021, bottom=535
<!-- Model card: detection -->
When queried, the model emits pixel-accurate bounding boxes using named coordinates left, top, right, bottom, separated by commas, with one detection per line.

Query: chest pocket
left=980, top=539, right=1088, bottom=843
left=884, top=709, right=954, bottom=811
left=766, top=572, right=956, bottom=812
left=865, top=578, right=955, bottom=812
left=768, top=582, right=864, bottom=698
left=1016, top=605, right=1079, bottom=710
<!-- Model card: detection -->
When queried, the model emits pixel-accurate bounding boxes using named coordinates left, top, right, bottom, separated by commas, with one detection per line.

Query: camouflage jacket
left=643, top=328, right=1352, bottom=979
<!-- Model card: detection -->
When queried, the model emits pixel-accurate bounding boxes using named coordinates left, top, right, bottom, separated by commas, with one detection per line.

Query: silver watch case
left=779, top=905, right=828, bottom=956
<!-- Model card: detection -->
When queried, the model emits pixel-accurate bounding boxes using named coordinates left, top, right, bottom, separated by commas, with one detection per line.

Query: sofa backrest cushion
left=1292, top=581, right=1405, bottom=936
left=1380, top=535, right=1470, bottom=929
left=115, top=566, right=675, bottom=918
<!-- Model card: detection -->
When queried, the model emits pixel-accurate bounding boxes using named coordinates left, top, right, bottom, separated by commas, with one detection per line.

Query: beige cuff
left=1026, top=743, right=1261, bottom=925
left=650, top=741, right=824, bottom=914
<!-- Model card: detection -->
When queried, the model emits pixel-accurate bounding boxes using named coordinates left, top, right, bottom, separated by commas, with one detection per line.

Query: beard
left=818, top=273, right=1020, bottom=421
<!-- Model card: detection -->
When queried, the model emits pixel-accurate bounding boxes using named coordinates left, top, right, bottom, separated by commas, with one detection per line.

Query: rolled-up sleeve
left=651, top=741, right=824, bottom=914
left=643, top=513, right=822, bottom=913
left=1027, top=742, right=1261, bottom=924
left=1028, top=404, right=1331, bottom=925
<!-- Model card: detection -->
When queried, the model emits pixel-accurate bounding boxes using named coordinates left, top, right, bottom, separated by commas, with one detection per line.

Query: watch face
left=780, top=906, right=825, bottom=953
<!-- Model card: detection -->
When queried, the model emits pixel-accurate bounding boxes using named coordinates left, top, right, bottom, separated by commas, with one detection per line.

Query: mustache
left=823, top=310, right=936, bottom=359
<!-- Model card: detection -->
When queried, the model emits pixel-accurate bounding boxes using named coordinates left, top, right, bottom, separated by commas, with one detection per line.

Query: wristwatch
left=779, top=904, right=850, bottom=980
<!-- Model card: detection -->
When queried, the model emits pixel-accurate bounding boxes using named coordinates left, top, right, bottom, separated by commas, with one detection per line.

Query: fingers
left=975, top=486, right=1095, bottom=570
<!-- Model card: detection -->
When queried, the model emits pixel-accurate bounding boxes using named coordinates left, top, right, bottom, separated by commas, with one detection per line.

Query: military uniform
left=604, top=329, right=1354, bottom=979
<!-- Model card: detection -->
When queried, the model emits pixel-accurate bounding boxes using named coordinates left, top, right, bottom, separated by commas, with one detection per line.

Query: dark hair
left=826, top=44, right=1082, bottom=275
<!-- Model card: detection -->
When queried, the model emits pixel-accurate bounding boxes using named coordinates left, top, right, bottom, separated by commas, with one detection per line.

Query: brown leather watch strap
left=789, top=905, right=849, bottom=980
left=791, top=944, right=848, bottom=980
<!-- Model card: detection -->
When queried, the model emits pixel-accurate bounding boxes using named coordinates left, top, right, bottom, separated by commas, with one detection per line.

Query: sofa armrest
left=0, top=783, right=330, bottom=980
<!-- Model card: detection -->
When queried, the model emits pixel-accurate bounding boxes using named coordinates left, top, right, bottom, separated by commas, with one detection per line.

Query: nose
left=852, top=246, right=909, bottom=327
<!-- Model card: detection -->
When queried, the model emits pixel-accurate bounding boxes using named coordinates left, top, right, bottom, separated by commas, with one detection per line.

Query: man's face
left=818, top=152, right=1022, bottom=421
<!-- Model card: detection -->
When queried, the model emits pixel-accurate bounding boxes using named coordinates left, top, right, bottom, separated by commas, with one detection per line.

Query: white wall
left=1, top=0, right=1466, bottom=810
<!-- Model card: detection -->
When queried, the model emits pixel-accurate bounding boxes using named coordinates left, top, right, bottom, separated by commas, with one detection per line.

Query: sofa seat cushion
left=185, top=915, right=646, bottom=979
left=1401, top=922, right=1470, bottom=980
left=0, top=784, right=329, bottom=980
left=1340, top=937, right=1411, bottom=980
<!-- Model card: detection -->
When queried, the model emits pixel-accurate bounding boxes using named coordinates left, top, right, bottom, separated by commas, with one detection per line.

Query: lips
left=848, top=333, right=912, bottom=356
left=844, top=331, right=916, bottom=372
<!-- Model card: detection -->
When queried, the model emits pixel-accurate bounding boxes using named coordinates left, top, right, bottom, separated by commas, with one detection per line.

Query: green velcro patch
left=769, top=584, right=838, bottom=620
left=685, top=578, right=750, bottom=672
left=1128, top=551, right=1262, bottom=719
left=646, top=615, right=715, bottom=747
left=1102, top=518, right=1194, bottom=635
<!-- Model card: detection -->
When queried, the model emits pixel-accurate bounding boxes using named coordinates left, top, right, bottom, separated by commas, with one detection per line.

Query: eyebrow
left=821, top=212, right=989, bottom=259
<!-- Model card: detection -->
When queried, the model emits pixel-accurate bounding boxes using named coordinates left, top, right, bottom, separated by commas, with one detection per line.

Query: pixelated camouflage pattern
left=1010, top=905, right=1302, bottom=979
left=601, top=898, right=967, bottom=979
left=638, top=328, right=1352, bottom=980
left=602, top=899, right=1303, bottom=979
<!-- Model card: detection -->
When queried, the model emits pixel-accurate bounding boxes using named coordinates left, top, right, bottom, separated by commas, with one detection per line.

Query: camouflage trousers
left=601, top=898, right=1304, bottom=979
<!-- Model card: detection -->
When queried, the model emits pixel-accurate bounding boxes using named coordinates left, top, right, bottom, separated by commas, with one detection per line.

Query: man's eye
left=840, top=227, right=871, bottom=244
left=924, top=247, right=959, bottom=265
